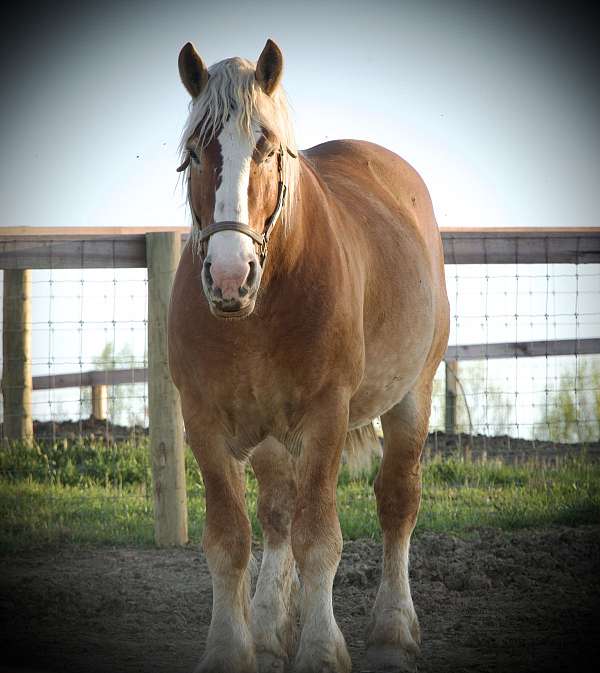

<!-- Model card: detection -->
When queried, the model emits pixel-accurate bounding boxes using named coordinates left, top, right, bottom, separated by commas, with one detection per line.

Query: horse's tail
left=343, top=422, right=382, bottom=476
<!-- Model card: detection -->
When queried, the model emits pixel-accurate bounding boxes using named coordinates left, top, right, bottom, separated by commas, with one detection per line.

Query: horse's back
left=304, top=139, right=447, bottom=324
left=304, top=138, right=426, bottom=201
left=303, top=139, right=442, bottom=258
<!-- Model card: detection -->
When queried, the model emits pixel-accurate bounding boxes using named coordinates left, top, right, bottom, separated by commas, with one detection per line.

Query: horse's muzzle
left=201, top=258, right=261, bottom=319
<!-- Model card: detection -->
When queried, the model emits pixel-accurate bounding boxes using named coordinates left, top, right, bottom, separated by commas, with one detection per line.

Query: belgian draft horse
left=169, top=39, right=449, bottom=673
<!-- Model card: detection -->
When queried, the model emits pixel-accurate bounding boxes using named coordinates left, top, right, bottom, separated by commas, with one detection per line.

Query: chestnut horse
left=168, top=39, right=449, bottom=673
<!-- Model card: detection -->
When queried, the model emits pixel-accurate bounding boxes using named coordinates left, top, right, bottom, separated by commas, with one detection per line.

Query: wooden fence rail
left=26, top=336, right=600, bottom=413
left=1, top=227, right=599, bottom=269
left=1, top=226, right=599, bottom=546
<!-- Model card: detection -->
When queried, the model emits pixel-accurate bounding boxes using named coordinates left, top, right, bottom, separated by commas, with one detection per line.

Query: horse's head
left=178, top=40, right=298, bottom=320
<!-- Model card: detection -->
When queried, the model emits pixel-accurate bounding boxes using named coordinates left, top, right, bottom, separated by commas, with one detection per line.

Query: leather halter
left=188, top=146, right=293, bottom=266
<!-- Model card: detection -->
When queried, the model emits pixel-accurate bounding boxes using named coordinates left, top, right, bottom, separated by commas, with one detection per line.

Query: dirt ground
left=1, top=525, right=599, bottom=673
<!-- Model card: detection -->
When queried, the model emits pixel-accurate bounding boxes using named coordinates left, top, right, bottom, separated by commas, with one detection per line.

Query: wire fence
left=0, top=228, right=599, bottom=549
left=1, top=229, right=599, bottom=448
left=1, top=268, right=149, bottom=440
left=439, top=260, right=600, bottom=443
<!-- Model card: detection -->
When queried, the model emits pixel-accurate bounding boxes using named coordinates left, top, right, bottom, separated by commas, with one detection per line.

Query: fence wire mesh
left=0, top=230, right=599, bottom=546
left=1, top=232, right=599, bottom=449
left=435, top=260, right=600, bottom=442
left=1, top=267, right=149, bottom=441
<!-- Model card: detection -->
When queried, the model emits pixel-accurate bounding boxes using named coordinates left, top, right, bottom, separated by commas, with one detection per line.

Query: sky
left=1, top=0, right=599, bottom=232
left=1, top=0, right=599, bottom=437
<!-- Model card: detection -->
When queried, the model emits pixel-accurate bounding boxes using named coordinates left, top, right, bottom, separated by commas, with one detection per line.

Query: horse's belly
left=349, top=320, right=434, bottom=427
left=349, top=371, right=412, bottom=429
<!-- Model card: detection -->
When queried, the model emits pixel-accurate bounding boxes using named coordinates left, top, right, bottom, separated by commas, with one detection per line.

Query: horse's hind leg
left=250, top=436, right=299, bottom=672
left=366, top=381, right=432, bottom=672
left=186, top=424, right=255, bottom=673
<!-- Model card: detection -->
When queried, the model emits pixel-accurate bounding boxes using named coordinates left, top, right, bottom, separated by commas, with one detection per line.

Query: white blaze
left=207, top=117, right=259, bottom=264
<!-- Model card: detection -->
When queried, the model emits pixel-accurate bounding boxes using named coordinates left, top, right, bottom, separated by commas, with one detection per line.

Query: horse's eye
left=189, top=150, right=200, bottom=164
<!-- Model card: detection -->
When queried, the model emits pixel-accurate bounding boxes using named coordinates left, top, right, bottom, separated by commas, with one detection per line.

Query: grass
left=1, top=438, right=599, bottom=551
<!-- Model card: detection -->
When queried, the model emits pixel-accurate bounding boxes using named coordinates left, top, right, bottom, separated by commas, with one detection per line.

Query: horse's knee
left=256, top=478, right=296, bottom=543
left=252, top=438, right=297, bottom=544
left=203, top=485, right=252, bottom=573
left=204, top=524, right=252, bottom=576
left=291, top=493, right=342, bottom=574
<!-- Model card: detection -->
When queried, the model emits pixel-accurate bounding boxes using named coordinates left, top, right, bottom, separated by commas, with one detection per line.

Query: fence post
left=445, top=359, right=458, bottom=434
left=91, top=384, right=108, bottom=420
left=2, top=269, right=33, bottom=444
left=146, top=233, right=188, bottom=546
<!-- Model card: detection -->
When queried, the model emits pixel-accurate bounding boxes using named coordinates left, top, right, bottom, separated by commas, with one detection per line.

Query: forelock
left=179, top=54, right=299, bottom=232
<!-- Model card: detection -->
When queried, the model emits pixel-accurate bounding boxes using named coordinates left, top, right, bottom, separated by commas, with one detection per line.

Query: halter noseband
left=187, top=145, right=294, bottom=266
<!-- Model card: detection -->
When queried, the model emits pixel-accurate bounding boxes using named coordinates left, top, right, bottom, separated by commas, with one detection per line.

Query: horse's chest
left=176, top=301, right=364, bottom=453
left=200, top=367, right=307, bottom=454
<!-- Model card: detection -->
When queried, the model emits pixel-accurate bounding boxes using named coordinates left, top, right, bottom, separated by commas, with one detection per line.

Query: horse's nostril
left=203, top=262, right=213, bottom=288
left=238, top=261, right=257, bottom=297
left=247, top=261, right=257, bottom=288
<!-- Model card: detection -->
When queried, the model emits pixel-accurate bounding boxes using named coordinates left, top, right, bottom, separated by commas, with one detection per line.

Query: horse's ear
left=255, top=39, right=283, bottom=96
left=178, top=42, right=209, bottom=98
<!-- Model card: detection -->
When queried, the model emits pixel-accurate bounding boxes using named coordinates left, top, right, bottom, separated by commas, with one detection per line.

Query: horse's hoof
left=365, top=644, right=418, bottom=672
left=293, top=639, right=351, bottom=673
left=194, top=651, right=256, bottom=673
left=256, top=651, right=286, bottom=673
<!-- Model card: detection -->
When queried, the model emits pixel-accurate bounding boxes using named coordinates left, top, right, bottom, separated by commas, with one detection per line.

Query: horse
left=168, top=38, right=449, bottom=673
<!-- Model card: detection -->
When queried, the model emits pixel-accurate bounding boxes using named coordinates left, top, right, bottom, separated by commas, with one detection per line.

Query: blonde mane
left=179, top=56, right=299, bottom=241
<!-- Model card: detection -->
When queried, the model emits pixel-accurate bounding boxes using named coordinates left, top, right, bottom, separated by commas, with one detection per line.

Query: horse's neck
left=263, top=156, right=329, bottom=283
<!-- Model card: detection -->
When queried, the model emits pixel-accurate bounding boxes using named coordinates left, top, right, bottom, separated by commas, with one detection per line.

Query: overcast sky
left=1, top=0, right=598, bottom=232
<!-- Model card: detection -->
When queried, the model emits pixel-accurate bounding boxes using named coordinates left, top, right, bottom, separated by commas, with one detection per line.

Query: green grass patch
left=1, top=439, right=599, bottom=551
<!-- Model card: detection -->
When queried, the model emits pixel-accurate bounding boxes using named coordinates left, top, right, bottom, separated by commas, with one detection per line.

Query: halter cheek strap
left=190, top=146, right=290, bottom=266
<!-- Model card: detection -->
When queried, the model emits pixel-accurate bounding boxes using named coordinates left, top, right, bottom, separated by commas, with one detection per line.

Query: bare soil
left=1, top=525, right=599, bottom=673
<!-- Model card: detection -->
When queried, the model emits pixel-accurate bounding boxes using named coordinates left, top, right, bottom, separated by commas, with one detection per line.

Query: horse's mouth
left=209, top=301, right=256, bottom=321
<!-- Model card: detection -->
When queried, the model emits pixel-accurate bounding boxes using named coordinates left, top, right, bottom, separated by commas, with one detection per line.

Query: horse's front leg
left=292, top=395, right=352, bottom=673
left=188, top=427, right=255, bottom=673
